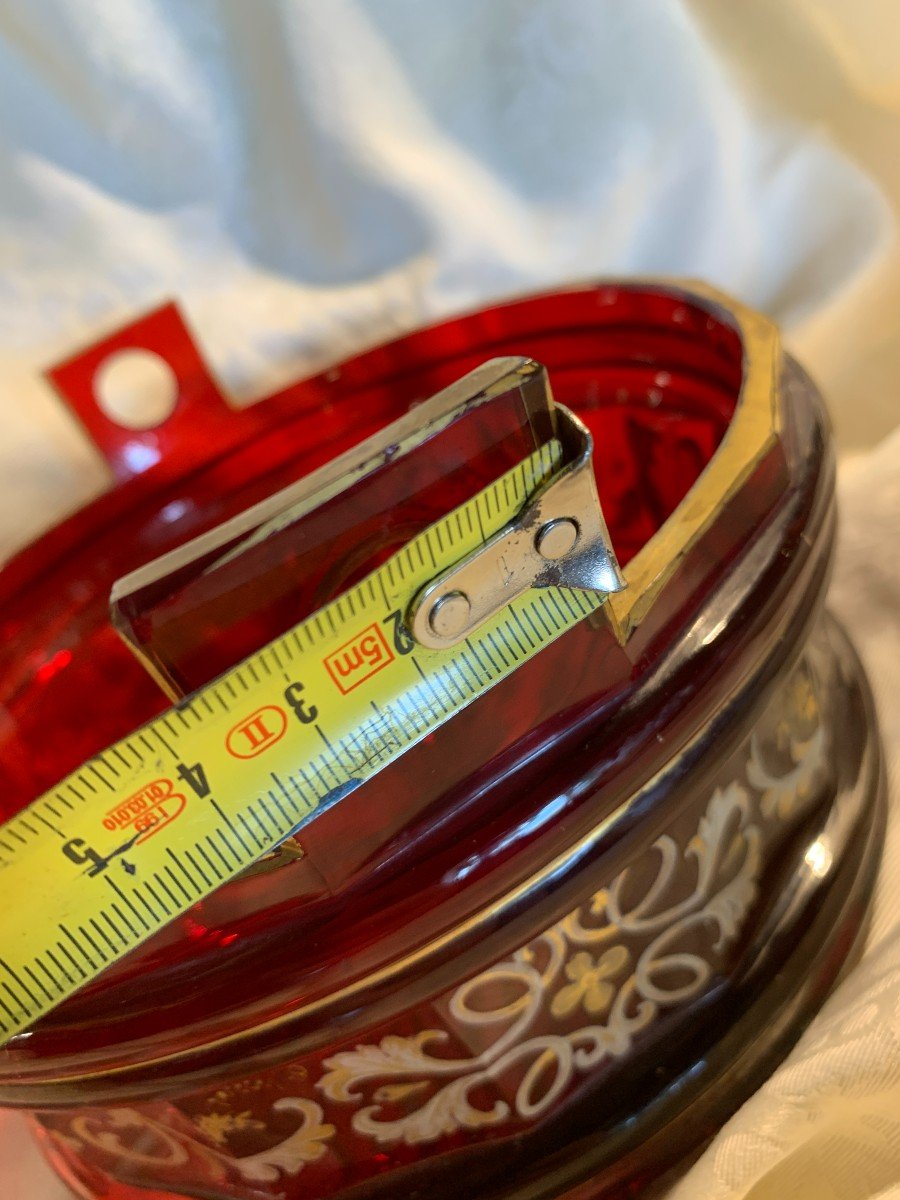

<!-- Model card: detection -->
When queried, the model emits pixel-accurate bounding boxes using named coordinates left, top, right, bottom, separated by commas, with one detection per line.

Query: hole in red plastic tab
left=94, top=350, right=180, bottom=431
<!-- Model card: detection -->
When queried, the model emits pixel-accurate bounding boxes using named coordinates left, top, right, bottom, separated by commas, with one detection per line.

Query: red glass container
left=0, top=282, right=884, bottom=1199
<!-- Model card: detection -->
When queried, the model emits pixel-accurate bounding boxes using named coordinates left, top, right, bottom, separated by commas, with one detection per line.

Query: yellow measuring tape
left=0, top=438, right=606, bottom=1046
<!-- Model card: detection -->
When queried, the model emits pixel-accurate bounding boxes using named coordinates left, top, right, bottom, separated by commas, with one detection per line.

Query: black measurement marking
left=1, top=986, right=22, bottom=1022
left=426, top=660, right=459, bottom=708
left=193, top=844, right=222, bottom=883
left=437, top=661, right=468, bottom=705
left=375, top=570, right=392, bottom=613
left=149, top=725, right=175, bottom=759
left=28, top=960, right=60, bottom=1000
left=462, top=637, right=491, bottom=680
left=411, top=657, right=450, bottom=714
left=456, top=646, right=485, bottom=688
left=481, top=486, right=492, bottom=522
left=423, top=528, right=440, bottom=569
left=305, top=755, right=332, bottom=797
left=205, top=833, right=234, bottom=874
left=484, top=630, right=511, bottom=669
left=405, top=676, right=441, bottom=727
left=519, top=603, right=546, bottom=646
left=108, top=900, right=139, bottom=940
left=89, top=917, right=118, bottom=957
left=166, top=849, right=198, bottom=897
left=209, top=798, right=253, bottom=857
left=511, top=609, right=540, bottom=657
left=255, top=791, right=280, bottom=836
left=60, top=924, right=97, bottom=971
left=56, top=940, right=87, bottom=981
left=473, top=633, right=501, bottom=674
left=163, top=860, right=195, bottom=904
left=105, top=876, right=149, bottom=932
left=112, top=744, right=132, bottom=770
left=527, top=596, right=554, bottom=638
left=97, top=752, right=122, bottom=780
left=47, top=949, right=77, bottom=987
left=270, top=772, right=302, bottom=818
left=34, top=811, right=64, bottom=838
left=236, top=808, right=265, bottom=852
left=150, top=878, right=177, bottom=912
left=245, top=801, right=273, bottom=845
left=552, top=589, right=578, bottom=621
left=445, top=658, right=476, bottom=699
left=0, top=958, right=39, bottom=1008
left=391, top=687, right=429, bottom=736
left=541, top=590, right=570, bottom=627
left=294, top=768, right=319, bottom=816
left=503, top=617, right=530, bottom=658
left=87, top=762, right=113, bottom=791
left=573, top=589, right=595, bottom=616
left=313, top=727, right=344, bottom=783
left=184, top=848, right=212, bottom=888
left=79, top=923, right=109, bottom=963
left=266, top=782, right=294, bottom=830
left=100, top=911, right=127, bottom=950
left=132, top=885, right=161, bottom=925
left=341, top=726, right=369, bottom=771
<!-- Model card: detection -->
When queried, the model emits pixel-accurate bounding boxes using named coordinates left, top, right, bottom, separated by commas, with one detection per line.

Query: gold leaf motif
left=550, top=946, right=630, bottom=1019
left=192, top=1110, right=264, bottom=1147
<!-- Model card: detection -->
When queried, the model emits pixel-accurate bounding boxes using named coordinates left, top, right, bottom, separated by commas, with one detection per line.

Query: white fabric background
left=0, top=2, right=897, bottom=1198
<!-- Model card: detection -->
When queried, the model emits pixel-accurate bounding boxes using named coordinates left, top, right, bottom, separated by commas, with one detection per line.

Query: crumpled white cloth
left=0, top=2, right=897, bottom=1198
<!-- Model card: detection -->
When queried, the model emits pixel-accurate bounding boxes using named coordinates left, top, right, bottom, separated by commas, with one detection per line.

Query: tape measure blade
left=0, top=438, right=604, bottom=1045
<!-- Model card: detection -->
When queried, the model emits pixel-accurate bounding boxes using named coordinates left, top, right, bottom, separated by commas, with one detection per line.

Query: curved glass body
left=0, top=282, right=884, bottom=1199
